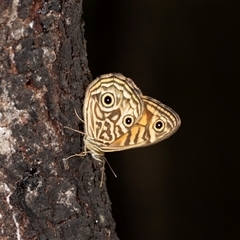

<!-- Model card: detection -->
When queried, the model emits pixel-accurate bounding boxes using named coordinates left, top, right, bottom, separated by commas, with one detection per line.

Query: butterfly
left=65, top=73, right=181, bottom=185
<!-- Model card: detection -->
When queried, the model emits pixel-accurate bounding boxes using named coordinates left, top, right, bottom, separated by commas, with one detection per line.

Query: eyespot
left=153, top=120, right=164, bottom=131
left=123, top=115, right=134, bottom=127
left=101, top=93, right=114, bottom=107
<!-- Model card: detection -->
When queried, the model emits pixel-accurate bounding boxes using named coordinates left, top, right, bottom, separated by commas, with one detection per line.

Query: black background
left=83, top=1, right=240, bottom=239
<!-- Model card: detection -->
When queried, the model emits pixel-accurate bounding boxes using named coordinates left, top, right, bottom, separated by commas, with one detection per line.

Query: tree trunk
left=0, top=0, right=118, bottom=239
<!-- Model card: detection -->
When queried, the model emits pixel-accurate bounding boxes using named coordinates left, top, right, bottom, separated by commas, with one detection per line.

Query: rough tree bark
left=0, top=0, right=118, bottom=239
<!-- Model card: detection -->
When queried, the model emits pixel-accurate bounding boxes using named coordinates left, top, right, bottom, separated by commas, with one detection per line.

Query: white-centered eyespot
left=101, top=93, right=115, bottom=108
left=153, top=120, right=164, bottom=132
left=123, top=115, right=134, bottom=127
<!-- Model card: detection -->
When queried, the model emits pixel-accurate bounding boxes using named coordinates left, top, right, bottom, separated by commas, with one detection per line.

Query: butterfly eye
left=154, top=120, right=164, bottom=131
left=123, top=115, right=134, bottom=127
left=101, top=93, right=115, bottom=107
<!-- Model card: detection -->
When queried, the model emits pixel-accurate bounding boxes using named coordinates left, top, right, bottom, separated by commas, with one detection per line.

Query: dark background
left=83, top=1, right=240, bottom=239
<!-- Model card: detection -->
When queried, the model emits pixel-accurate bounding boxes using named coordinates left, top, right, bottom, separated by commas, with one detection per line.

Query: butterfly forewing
left=83, top=73, right=144, bottom=149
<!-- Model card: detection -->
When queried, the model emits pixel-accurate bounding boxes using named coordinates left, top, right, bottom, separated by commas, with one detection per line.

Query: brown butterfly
left=65, top=73, right=181, bottom=185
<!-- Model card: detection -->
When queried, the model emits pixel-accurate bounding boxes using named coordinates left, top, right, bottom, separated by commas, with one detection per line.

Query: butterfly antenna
left=104, top=157, right=117, bottom=178
left=74, top=108, right=84, bottom=123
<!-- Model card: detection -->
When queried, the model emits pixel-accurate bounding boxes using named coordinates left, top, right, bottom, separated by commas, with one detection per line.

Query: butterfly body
left=81, top=73, right=181, bottom=161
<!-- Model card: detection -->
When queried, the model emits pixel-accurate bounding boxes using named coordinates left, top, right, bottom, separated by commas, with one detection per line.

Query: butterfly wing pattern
left=83, top=73, right=144, bottom=160
left=82, top=73, right=181, bottom=160
left=105, top=95, right=181, bottom=151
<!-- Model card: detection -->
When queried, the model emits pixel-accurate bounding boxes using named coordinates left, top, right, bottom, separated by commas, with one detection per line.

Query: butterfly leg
left=100, top=160, right=105, bottom=188
left=64, top=108, right=85, bottom=134
left=91, top=155, right=117, bottom=187
left=91, top=154, right=105, bottom=187
left=63, top=152, right=86, bottom=171
left=64, top=151, right=86, bottom=160
left=63, top=142, right=88, bottom=171
left=64, top=126, right=85, bottom=135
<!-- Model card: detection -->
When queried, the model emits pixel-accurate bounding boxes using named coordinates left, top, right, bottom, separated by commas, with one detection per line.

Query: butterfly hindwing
left=102, top=95, right=181, bottom=151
